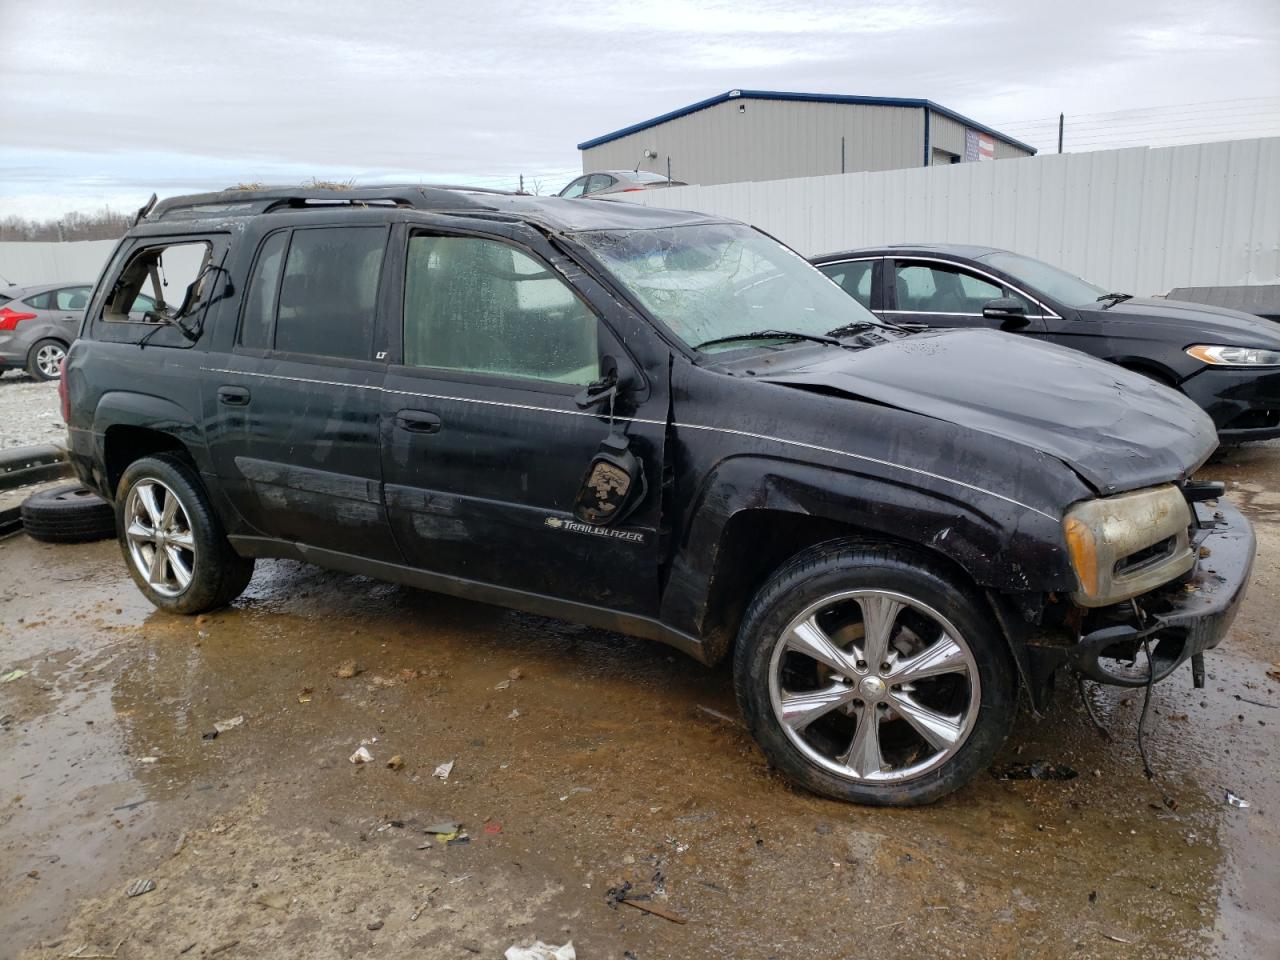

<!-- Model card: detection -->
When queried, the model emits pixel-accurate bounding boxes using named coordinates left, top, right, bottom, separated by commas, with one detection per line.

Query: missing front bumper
left=1034, top=500, right=1255, bottom=687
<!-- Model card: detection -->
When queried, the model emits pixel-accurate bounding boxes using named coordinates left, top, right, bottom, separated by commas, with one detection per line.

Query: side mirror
left=982, top=298, right=1030, bottom=330
left=573, top=355, right=623, bottom=410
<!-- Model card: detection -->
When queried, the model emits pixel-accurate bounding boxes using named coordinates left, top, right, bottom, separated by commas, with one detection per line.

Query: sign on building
left=964, top=129, right=995, bottom=162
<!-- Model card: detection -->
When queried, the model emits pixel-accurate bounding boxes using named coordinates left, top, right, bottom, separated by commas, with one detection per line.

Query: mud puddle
left=2, top=457, right=1277, bottom=958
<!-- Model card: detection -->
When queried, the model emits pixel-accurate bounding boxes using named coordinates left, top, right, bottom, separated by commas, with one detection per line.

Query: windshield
left=577, top=222, right=885, bottom=351
left=976, top=251, right=1107, bottom=308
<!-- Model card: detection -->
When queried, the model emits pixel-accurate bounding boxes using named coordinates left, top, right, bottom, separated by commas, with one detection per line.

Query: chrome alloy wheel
left=124, top=479, right=196, bottom=597
left=35, top=342, right=65, bottom=378
left=768, top=589, right=981, bottom=783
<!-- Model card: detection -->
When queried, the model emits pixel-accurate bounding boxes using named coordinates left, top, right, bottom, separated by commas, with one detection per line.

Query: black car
left=811, top=244, right=1280, bottom=441
left=62, top=186, right=1253, bottom=806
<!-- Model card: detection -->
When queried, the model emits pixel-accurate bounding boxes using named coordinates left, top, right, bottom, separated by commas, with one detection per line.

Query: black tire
left=115, top=453, right=254, bottom=614
left=20, top=482, right=116, bottom=543
left=26, top=338, right=67, bottom=381
left=733, top=539, right=1017, bottom=806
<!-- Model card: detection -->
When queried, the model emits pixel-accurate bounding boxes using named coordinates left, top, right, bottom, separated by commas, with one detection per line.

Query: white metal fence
left=632, top=137, right=1280, bottom=297
left=0, top=239, right=118, bottom=289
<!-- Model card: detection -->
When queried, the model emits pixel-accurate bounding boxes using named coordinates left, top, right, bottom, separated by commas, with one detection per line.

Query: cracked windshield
left=579, top=223, right=883, bottom=351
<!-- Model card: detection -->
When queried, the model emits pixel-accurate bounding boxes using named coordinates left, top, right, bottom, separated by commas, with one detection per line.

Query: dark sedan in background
left=811, top=244, right=1280, bottom=441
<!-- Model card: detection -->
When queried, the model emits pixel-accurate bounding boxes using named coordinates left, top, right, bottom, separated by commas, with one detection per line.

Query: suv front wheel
left=734, top=540, right=1016, bottom=806
left=116, top=454, right=254, bottom=614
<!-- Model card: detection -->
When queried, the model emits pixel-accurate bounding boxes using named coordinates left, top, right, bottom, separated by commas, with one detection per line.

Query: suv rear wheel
left=116, top=454, right=254, bottom=614
left=734, top=539, right=1016, bottom=806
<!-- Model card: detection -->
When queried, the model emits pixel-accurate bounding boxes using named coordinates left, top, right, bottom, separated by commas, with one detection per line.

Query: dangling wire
left=1076, top=674, right=1112, bottom=741
left=1136, top=636, right=1157, bottom=780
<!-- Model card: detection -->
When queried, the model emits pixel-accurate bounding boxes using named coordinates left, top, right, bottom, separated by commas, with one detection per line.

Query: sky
left=1, top=0, right=1278, bottom=220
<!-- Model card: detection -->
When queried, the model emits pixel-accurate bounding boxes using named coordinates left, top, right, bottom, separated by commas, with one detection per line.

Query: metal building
left=578, top=90, right=1036, bottom=186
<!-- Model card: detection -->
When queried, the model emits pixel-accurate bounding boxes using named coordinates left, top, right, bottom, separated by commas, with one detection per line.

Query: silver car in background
left=0, top=283, right=156, bottom=380
left=558, top=169, right=687, bottom=198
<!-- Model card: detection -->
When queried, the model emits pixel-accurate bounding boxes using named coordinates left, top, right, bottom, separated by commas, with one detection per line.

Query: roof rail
left=148, top=183, right=518, bottom=220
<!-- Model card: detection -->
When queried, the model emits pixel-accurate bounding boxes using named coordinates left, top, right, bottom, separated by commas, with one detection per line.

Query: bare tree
left=0, top=207, right=134, bottom=242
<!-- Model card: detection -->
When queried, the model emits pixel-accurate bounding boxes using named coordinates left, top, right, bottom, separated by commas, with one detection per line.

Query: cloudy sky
left=1, top=0, right=1278, bottom=219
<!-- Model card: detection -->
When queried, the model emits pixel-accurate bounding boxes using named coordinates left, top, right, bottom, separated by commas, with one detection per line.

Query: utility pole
left=666, top=156, right=672, bottom=182
left=1058, top=113, right=1064, bottom=154
left=519, top=174, right=524, bottom=193
left=841, top=136, right=846, bottom=174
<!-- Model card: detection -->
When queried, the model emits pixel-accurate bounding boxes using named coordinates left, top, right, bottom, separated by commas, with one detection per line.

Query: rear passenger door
left=204, top=222, right=401, bottom=561
left=886, top=259, right=1045, bottom=332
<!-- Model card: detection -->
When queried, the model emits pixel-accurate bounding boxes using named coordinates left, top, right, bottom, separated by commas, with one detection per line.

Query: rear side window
left=818, top=261, right=874, bottom=309
left=239, top=231, right=288, bottom=350
left=403, top=235, right=599, bottom=386
left=273, top=227, right=385, bottom=360
left=24, top=291, right=54, bottom=309
left=55, top=287, right=92, bottom=310
left=103, top=241, right=213, bottom=322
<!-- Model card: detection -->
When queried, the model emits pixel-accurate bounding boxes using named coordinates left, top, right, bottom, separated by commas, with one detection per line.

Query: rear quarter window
left=92, top=236, right=225, bottom=348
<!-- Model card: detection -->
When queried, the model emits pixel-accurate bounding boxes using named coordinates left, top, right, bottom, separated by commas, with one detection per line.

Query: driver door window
left=403, top=235, right=599, bottom=387
left=891, top=261, right=1035, bottom=329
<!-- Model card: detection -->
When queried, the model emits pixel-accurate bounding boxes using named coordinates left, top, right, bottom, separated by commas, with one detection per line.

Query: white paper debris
left=350, top=746, right=374, bottom=764
left=213, top=715, right=245, bottom=733
left=504, top=941, right=576, bottom=960
left=433, top=759, right=455, bottom=781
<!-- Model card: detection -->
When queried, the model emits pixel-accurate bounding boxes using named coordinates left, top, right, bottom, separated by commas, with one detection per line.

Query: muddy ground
left=1, top=411, right=1277, bottom=959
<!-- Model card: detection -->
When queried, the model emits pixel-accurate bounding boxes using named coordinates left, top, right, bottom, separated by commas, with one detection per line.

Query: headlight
left=1186, top=344, right=1280, bottom=366
left=1062, top=484, right=1194, bottom=607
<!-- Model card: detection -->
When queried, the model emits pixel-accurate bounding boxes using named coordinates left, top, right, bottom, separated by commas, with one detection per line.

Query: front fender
left=660, top=454, right=1076, bottom=646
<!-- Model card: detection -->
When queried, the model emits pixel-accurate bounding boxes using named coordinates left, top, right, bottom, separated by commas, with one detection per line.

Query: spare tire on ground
left=20, top=482, right=116, bottom=543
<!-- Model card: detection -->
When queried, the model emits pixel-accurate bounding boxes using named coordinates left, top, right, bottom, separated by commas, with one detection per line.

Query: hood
left=753, top=328, right=1216, bottom=495
left=1084, top=296, right=1280, bottom=345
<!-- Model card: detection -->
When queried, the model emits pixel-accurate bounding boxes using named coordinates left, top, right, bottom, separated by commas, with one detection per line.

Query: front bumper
left=1032, top=499, right=1255, bottom=687
left=1180, top=365, right=1280, bottom=441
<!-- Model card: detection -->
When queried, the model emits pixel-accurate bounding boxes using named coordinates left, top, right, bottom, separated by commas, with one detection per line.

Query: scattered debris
left=504, top=940, right=576, bottom=960
left=1, top=668, right=28, bottom=683
left=112, top=799, right=148, bottom=812
left=423, top=820, right=462, bottom=837
left=433, top=759, right=455, bottom=781
left=137, top=756, right=159, bottom=764
left=507, top=709, right=521, bottom=720
left=508, top=667, right=523, bottom=681
left=125, top=878, right=156, bottom=898
left=213, top=715, right=245, bottom=733
left=1103, top=933, right=1135, bottom=944
left=620, top=898, right=688, bottom=924
left=208, top=941, right=239, bottom=956
left=447, top=836, right=471, bottom=846
left=484, top=821, right=503, bottom=835
left=201, top=730, right=219, bottom=741
left=298, top=688, right=313, bottom=704
left=1225, top=791, right=1251, bottom=809
left=990, top=761, right=1078, bottom=781
left=409, top=888, right=439, bottom=921
left=386, top=755, right=405, bottom=771
left=172, top=832, right=187, bottom=857
left=62, top=939, right=125, bottom=959
left=559, top=787, right=593, bottom=801
left=334, top=660, right=363, bottom=679
left=366, top=920, right=384, bottom=931
left=255, top=892, right=289, bottom=910
left=350, top=746, right=374, bottom=764
left=696, top=704, right=737, bottom=724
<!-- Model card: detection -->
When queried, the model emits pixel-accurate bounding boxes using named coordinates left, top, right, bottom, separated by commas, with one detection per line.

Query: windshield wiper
left=693, top=329, right=839, bottom=351
left=1097, top=292, right=1133, bottom=309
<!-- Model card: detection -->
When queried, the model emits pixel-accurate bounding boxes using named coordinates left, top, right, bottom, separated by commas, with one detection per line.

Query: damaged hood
left=753, top=328, right=1216, bottom=495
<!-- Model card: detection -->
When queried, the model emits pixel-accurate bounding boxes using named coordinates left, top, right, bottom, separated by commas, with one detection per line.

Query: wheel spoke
left=159, top=490, right=179, bottom=530
left=138, top=483, right=164, bottom=526
left=126, top=519, right=155, bottom=543
left=889, top=691, right=963, bottom=751
left=855, top=595, right=903, bottom=669
left=839, top=703, right=884, bottom=778
left=886, top=633, right=969, bottom=685
left=146, top=544, right=168, bottom=586
left=778, top=683, right=858, bottom=731
left=786, top=616, right=858, bottom=679
left=168, top=530, right=195, bottom=549
left=165, top=545, right=193, bottom=589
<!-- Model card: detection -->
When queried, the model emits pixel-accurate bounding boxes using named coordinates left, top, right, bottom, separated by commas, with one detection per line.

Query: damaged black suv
left=63, top=185, right=1255, bottom=805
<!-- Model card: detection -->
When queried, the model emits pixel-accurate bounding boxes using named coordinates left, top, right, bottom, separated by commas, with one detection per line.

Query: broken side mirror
left=572, top=354, right=646, bottom=525
left=982, top=297, right=1031, bottom=330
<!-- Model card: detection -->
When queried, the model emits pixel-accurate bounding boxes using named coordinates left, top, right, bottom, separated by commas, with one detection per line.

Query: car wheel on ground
left=115, top=454, right=254, bottom=614
left=26, top=339, right=67, bottom=381
left=20, top=482, right=117, bottom=543
left=733, top=539, right=1017, bottom=806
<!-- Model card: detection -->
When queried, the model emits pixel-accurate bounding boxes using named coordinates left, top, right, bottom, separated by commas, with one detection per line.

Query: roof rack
left=148, top=183, right=518, bottom=220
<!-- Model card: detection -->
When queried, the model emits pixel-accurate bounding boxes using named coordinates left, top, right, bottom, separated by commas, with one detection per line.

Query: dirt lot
left=0, top=373, right=64, bottom=449
left=1, top=391, right=1277, bottom=958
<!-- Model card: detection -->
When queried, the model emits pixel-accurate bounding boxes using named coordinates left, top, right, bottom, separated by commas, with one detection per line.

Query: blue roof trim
left=576, top=89, right=1038, bottom=156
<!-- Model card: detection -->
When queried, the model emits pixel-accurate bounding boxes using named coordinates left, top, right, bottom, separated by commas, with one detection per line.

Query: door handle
left=395, top=409, right=442, bottom=434
left=218, top=385, right=251, bottom=406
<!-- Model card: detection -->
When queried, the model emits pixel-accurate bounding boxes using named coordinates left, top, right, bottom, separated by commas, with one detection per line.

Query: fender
left=659, top=454, right=1076, bottom=654
left=92, top=390, right=211, bottom=480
